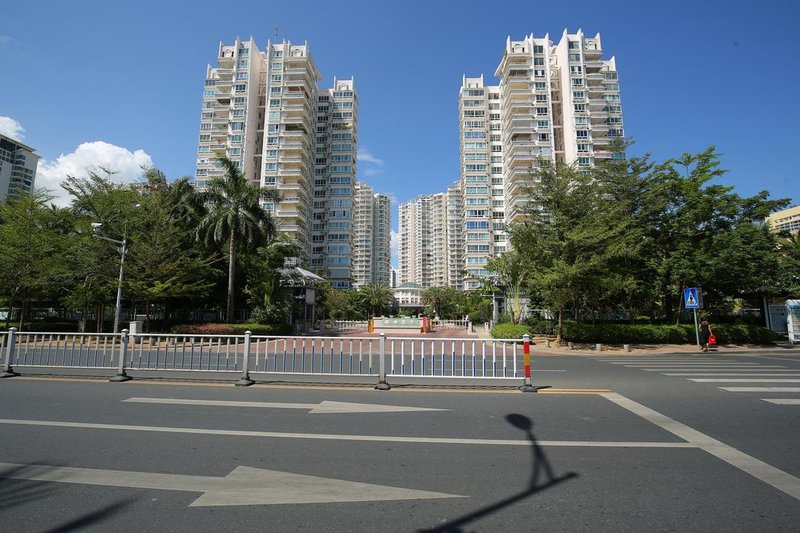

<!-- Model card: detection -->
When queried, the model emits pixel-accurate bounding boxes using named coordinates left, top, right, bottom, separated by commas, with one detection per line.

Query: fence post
left=235, top=330, right=255, bottom=387
left=519, top=334, right=536, bottom=392
left=110, top=329, right=132, bottom=382
left=1, top=327, right=18, bottom=378
left=375, top=333, right=390, bottom=390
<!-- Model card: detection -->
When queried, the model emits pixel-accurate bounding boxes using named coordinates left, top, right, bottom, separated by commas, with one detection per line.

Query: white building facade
left=0, top=134, right=39, bottom=203
left=195, top=38, right=360, bottom=289
left=456, top=29, right=624, bottom=289
left=398, top=187, right=462, bottom=290
left=353, top=182, right=392, bottom=287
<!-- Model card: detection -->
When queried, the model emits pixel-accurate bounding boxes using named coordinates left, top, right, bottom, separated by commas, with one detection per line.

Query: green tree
left=421, top=286, right=465, bottom=319
left=510, top=158, right=636, bottom=342
left=358, top=283, right=395, bottom=318
left=776, top=232, right=800, bottom=297
left=486, top=251, right=527, bottom=323
left=125, top=170, right=220, bottom=329
left=642, top=148, right=788, bottom=320
left=196, top=157, right=280, bottom=322
left=0, top=191, right=73, bottom=328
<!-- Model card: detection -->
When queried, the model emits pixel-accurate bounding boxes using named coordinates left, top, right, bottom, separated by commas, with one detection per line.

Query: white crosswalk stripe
left=689, top=378, right=800, bottom=383
left=720, top=387, right=800, bottom=393
left=603, top=357, right=800, bottom=406
left=665, top=373, right=800, bottom=376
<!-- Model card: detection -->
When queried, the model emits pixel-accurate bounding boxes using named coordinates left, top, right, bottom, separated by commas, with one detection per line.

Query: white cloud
left=358, top=147, right=384, bottom=166
left=363, top=167, right=381, bottom=177
left=37, top=141, right=153, bottom=207
left=0, top=36, right=10, bottom=45
left=391, top=230, right=400, bottom=268
left=0, top=116, right=25, bottom=141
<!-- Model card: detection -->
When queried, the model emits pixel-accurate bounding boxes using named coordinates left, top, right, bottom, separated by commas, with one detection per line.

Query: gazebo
left=276, top=267, right=326, bottom=333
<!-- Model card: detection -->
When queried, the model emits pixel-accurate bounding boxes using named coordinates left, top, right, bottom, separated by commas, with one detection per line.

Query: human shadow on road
left=0, top=462, right=59, bottom=508
left=419, top=413, right=578, bottom=532
left=44, top=498, right=135, bottom=533
left=0, top=462, right=134, bottom=532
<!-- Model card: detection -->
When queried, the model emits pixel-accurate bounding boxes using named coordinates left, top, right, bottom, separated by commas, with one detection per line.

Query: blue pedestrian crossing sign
left=684, top=287, right=701, bottom=309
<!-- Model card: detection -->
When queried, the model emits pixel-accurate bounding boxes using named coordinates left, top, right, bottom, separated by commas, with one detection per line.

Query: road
left=1, top=350, right=799, bottom=531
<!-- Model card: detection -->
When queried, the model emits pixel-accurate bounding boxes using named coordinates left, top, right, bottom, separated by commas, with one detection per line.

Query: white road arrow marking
left=122, top=397, right=447, bottom=414
left=0, top=462, right=463, bottom=507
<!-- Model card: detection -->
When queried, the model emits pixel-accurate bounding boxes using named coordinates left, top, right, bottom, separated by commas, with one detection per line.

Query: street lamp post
left=92, top=223, right=127, bottom=334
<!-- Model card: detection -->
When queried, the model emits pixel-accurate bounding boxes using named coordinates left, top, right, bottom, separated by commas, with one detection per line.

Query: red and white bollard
left=519, top=334, right=536, bottom=392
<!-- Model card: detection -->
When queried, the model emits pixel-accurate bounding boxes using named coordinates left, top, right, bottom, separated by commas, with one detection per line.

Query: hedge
left=171, top=323, right=293, bottom=336
left=545, top=321, right=780, bottom=345
left=491, top=323, right=532, bottom=339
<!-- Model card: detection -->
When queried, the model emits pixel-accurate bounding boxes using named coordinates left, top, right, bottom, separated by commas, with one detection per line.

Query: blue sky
left=2, top=0, right=798, bottom=265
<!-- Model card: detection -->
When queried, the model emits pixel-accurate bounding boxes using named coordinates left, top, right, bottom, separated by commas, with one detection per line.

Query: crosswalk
left=601, top=356, right=800, bottom=406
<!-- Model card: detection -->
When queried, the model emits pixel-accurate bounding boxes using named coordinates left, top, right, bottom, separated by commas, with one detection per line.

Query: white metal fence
left=432, top=319, right=471, bottom=331
left=1, top=328, right=529, bottom=387
left=329, top=320, right=369, bottom=332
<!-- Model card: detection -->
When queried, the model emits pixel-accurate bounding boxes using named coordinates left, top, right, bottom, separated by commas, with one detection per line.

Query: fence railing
left=432, top=319, right=471, bottom=331
left=330, top=320, right=369, bottom=332
left=1, top=328, right=530, bottom=388
left=2, top=329, right=122, bottom=372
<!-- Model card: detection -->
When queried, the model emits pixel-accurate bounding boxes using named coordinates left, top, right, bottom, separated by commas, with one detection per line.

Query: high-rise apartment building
left=496, top=29, right=624, bottom=223
left=458, top=77, right=506, bottom=290
left=398, top=184, right=462, bottom=289
left=195, top=38, right=362, bottom=289
left=353, top=182, right=391, bottom=287
left=311, top=78, right=358, bottom=288
left=457, top=29, right=623, bottom=289
left=446, top=180, right=465, bottom=290
left=0, top=134, right=39, bottom=203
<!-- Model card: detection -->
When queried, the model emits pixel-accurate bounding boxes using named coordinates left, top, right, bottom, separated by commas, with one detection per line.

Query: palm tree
left=421, top=286, right=448, bottom=318
left=359, top=283, right=395, bottom=318
left=196, top=157, right=280, bottom=322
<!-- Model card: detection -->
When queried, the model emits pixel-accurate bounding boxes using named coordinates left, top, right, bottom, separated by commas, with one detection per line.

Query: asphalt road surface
left=1, top=350, right=799, bottom=532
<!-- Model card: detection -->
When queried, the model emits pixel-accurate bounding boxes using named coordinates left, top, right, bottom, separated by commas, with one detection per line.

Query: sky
left=2, top=0, right=798, bottom=266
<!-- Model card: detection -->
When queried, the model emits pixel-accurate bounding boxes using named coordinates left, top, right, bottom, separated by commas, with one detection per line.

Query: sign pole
left=693, top=308, right=700, bottom=348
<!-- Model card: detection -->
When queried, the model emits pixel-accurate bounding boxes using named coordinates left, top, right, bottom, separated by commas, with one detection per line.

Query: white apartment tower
left=196, top=38, right=265, bottom=191
left=312, top=78, right=358, bottom=288
left=398, top=189, right=460, bottom=289
left=446, top=180, right=465, bottom=290
left=0, top=134, right=39, bottom=203
left=353, top=182, right=392, bottom=287
left=459, top=77, right=507, bottom=290
left=496, top=30, right=624, bottom=223
left=457, top=29, right=623, bottom=288
left=195, top=38, right=359, bottom=289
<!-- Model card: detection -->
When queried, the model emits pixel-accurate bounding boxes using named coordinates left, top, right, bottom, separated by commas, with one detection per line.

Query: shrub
left=525, top=317, right=555, bottom=335
left=555, top=321, right=779, bottom=345
left=250, top=304, right=289, bottom=325
left=491, top=323, right=531, bottom=340
left=171, top=323, right=293, bottom=336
